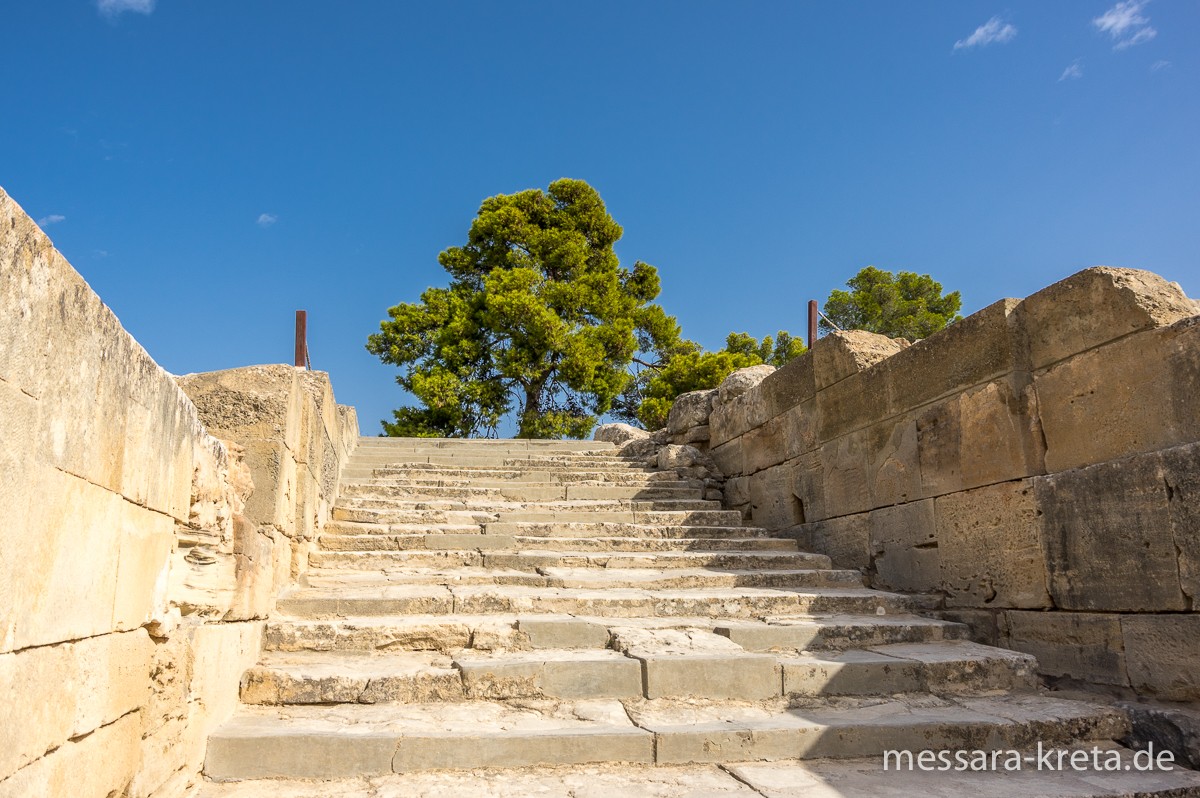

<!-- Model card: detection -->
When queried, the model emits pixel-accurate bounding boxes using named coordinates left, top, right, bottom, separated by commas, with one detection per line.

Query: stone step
left=193, top=749, right=1200, bottom=798
left=333, top=484, right=703, bottom=504
left=238, top=639, right=1033, bottom=706
left=297, top=566, right=863, bottom=591
left=331, top=504, right=739, bottom=523
left=203, top=694, right=1127, bottom=778
left=341, top=468, right=684, bottom=485
left=346, top=454, right=646, bottom=469
left=262, top=613, right=973, bottom=655
left=714, top=614, right=971, bottom=650
left=352, top=437, right=617, bottom=452
left=275, top=585, right=911, bottom=619
left=308, top=549, right=833, bottom=571
left=317, top=534, right=799, bottom=554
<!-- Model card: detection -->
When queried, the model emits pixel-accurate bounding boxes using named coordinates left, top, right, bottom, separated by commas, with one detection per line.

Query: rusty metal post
left=295, top=310, right=307, bottom=369
left=807, top=300, right=818, bottom=349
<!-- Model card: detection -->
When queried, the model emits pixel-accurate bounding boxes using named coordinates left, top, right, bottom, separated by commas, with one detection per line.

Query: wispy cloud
left=954, top=16, right=1018, bottom=50
left=1059, top=61, right=1084, bottom=81
left=256, top=213, right=278, bottom=228
left=37, top=214, right=66, bottom=227
left=1094, top=1, right=1157, bottom=50
left=1151, top=59, right=1171, bottom=71
left=97, top=0, right=155, bottom=16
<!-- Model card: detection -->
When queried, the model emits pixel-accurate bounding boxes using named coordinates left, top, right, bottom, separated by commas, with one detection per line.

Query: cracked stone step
left=261, top=614, right=967, bottom=655
left=204, top=700, right=653, bottom=779
left=714, top=614, right=971, bottom=651
left=625, top=694, right=1129, bottom=765
left=778, top=642, right=1039, bottom=697
left=609, top=627, right=781, bottom=701
left=241, top=652, right=464, bottom=705
left=276, top=585, right=911, bottom=619
left=296, top=566, right=863, bottom=591
left=316, top=535, right=801, bottom=554
left=454, top=649, right=643, bottom=699
left=309, top=549, right=831, bottom=572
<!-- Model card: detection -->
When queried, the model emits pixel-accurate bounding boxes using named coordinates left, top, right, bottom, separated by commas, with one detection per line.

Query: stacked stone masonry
left=0, top=188, right=356, bottom=797
left=197, top=437, right=1200, bottom=796
left=676, top=267, right=1200, bottom=703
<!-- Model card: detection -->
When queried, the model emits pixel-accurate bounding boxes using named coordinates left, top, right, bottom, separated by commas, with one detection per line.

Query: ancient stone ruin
left=3, top=183, right=1199, bottom=796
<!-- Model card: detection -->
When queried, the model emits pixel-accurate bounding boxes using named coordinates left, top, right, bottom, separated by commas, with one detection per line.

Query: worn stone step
left=309, top=549, right=832, bottom=572
left=325, top=499, right=722, bottom=521
left=334, top=484, right=703, bottom=503
left=276, top=585, right=910, bottom=619
left=203, top=694, right=1127, bottom=778
left=346, top=455, right=647, bottom=470
left=340, top=472, right=696, bottom=489
left=297, top=566, right=863, bottom=591
left=352, top=437, right=615, bottom=451
left=332, top=505, right=729, bottom=525
left=204, top=700, right=652, bottom=779
left=193, top=749, right=1200, bottom=798
left=316, top=534, right=798, bottom=554
left=241, top=651, right=464, bottom=705
left=714, top=614, right=970, bottom=651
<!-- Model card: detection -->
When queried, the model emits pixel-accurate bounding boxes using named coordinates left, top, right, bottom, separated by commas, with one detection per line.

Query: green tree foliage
left=620, top=331, right=806, bottom=431
left=821, top=266, right=962, bottom=340
left=366, top=179, right=679, bottom=439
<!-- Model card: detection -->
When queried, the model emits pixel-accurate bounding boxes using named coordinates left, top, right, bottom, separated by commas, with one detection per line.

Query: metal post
left=294, top=310, right=307, bottom=369
left=807, top=300, right=818, bottom=349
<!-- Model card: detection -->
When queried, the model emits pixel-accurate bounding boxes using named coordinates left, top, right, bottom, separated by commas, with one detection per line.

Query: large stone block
left=884, top=298, right=1024, bottom=416
left=1122, top=615, right=1200, bottom=701
left=178, top=365, right=303, bottom=449
left=708, top=394, right=751, bottom=449
left=864, top=415, right=921, bottom=507
left=787, top=512, right=871, bottom=571
left=1161, top=442, right=1200, bottom=603
left=935, top=481, right=1051, bottom=609
left=820, top=431, right=871, bottom=518
left=812, top=330, right=906, bottom=391
left=239, top=438, right=298, bottom=534
left=666, top=389, right=716, bottom=436
left=709, top=437, right=745, bottom=477
left=1003, top=611, right=1128, bottom=686
left=758, top=352, right=816, bottom=418
left=1035, top=317, right=1200, bottom=472
left=1020, top=266, right=1197, bottom=370
left=815, top=363, right=891, bottom=442
left=743, top=413, right=788, bottom=473
left=748, top=463, right=804, bottom=530
left=0, top=711, right=141, bottom=798
left=1036, top=457, right=1187, bottom=612
left=780, top=399, right=819, bottom=457
left=868, top=500, right=938, bottom=593
left=789, top=451, right=826, bottom=524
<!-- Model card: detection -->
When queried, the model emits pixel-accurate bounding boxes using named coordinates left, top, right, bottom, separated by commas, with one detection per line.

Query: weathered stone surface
left=815, top=365, right=890, bottom=442
left=709, top=438, right=745, bottom=476
left=869, top=501, right=938, bottom=594
left=1003, top=611, right=1128, bottom=687
left=935, top=481, right=1051, bottom=609
left=748, top=463, right=804, bottom=530
left=666, top=389, right=716, bottom=436
left=657, top=444, right=704, bottom=471
left=820, top=431, right=871, bottom=517
left=1036, top=458, right=1186, bottom=612
left=785, top=512, right=870, bottom=572
left=1021, top=266, right=1197, bottom=370
left=743, top=414, right=788, bottom=473
left=812, top=330, right=906, bottom=392
left=593, top=423, right=649, bottom=446
left=864, top=415, right=921, bottom=507
left=717, top=365, right=775, bottom=404
left=1035, top=317, right=1200, bottom=472
left=758, top=353, right=817, bottom=419
left=1121, top=615, right=1200, bottom=701
left=0, top=711, right=142, bottom=798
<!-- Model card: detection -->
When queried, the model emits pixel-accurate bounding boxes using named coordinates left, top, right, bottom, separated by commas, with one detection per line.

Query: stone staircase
left=199, top=438, right=1200, bottom=796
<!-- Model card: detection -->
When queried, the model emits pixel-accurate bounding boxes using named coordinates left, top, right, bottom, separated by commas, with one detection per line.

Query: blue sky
left=3, top=1, right=1197, bottom=435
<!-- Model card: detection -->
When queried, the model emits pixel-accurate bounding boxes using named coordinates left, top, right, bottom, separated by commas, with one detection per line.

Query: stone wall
left=682, top=267, right=1200, bottom=702
left=0, top=186, right=355, bottom=797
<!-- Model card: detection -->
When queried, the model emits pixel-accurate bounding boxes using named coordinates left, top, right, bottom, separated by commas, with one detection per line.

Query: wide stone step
left=334, top=484, right=703, bottom=504
left=193, top=750, right=1200, bottom=798
left=276, top=585, right=911, bottom=619
left=352, top=437, right=615, bottom=451
left=342, top=468, right=684, bottom=485
left=346, top=455, right=648, bottom=470
left=203, top=694, right=1127, bottom=778
left=317, top=534, right=798, bottom=554
left=331, top=505, right=732, bottom=525
left=308, top=549, right=831, bottom=572
left=297, top=566, right=863, bottom=591
left=263, top=613, right=972, bottom=655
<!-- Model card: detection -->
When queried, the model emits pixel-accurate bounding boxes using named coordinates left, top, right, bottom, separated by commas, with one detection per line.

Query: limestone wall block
left=815, top=364, right=890, bottom=442
left=868, top=500, right=939, bottom=593
left=812, top=329, right=906, bottom=392
left=1020, top=266, right=1197, bottom=370
left=227, top=518, right=278, bottom=621
left=336, top=404, right=360, bottom=463
left=789, top=451, right=826, bottom=524
left=757, top=353, right=816, bottom=418
left=297, top=370, right=341, bottom=455
left=111, top=503, right=176, bottom=632
left=708, top=437, right=745, bottom=477
left=883, top=298, right=1023, bottom=416
left=1036, top=456, right=1187, bottom=612
left=743, top=413, right=788, bottom=474
left=1121, top=615, right=1200, bottom=701
left=1035, top=317, right=1200, bottom=473
left=780, top=399, right=819, bottom=457
left=177, top=365, right=303, bottom=450
left=786, top=512, right=871, bottom=571
left=1003, top=611, right=1129, bottom=687
left=747, top=463, right=803, bottom=530
left=935, top=480, right=1051, bottom=609
left=820, top=431, right=872, bottom=518
left=666, top=389, right=716, bottom=436
left=238, top=438, right=297, bottom=535
left=707, top=394, right=750, bottom=449
left=717, top=364, right=775, bottom=404
left=864, top=415, right=922, bottom=508
left=0, top=710, right=141, bottom=798
left=1160, top=442, right=1200, bottom=602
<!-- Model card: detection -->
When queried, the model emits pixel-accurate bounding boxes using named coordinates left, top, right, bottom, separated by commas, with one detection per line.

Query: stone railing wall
left=0, top=187, right=355, bottom=797
left=678, top=267, right=1200, bottom=702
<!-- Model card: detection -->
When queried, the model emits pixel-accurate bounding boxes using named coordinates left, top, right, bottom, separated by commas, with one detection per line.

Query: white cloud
left=256, top=213, right=278, bottom=228
left=97, top=0, right=155, bottom=16
left=954, top=16, right=1018, bottom=50
left=1151, top=59, right=1171, bottom=71
left=1094, top=1, right=1157, bottom=50
left=37, top=214, right=66, bottom=227
left=1059, top=61, right=1084, bottom=81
